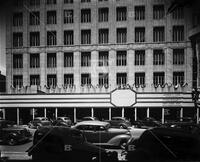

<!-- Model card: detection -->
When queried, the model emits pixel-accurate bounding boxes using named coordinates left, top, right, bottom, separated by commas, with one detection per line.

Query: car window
left=76, top=125, right=95, bottom=131
left=96, top=126, right=106, bottom=131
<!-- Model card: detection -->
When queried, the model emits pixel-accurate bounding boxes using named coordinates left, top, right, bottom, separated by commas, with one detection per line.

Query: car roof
left=75, top=121, right=109, bottom=127
left=112, top=117, right=125, bottom=120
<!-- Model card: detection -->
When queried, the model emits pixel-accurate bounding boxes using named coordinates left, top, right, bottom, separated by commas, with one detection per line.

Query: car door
left=78, top=125, right=97, bottom=143
left=95, top=125, right=110, bottom=143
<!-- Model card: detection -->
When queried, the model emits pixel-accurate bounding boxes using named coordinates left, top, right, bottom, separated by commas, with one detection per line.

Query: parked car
left=73, top=121, right=129, bottom=146
left=106, top=117, right=131, bottom=129
left=0, top=119, right=32, bottom=145
left=27, top=126, right=118, bottom=162
left=52, top=117, right=72, bottom=127
left=125, top=126, right=200, bottom=162
left=28, top=117, right=52, bottom=129
left=82, top=116, right=99, bottom=121
left=133, top=117, right=162, bottom=129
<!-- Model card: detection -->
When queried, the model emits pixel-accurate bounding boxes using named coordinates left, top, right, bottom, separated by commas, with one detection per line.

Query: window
left=135, top=6, right=145, bottom=20
left=47, top=53, right=56, bottom=68
left=117, top=28, right=127, bottom=43
left=29, top=0, right=40, bottom=6
left=117, top=51, right=126, bottom=66
left=64, top=30, right=73, bottom=45
left=192, top=12, right=200, bottom=28
left=64, top=74, right=74, bottom=86
left=13, top=54, right=23, bottom=68
left=98, top=8, right=108, bottom=22
left=99, top=51, right=108, bottom=66
left=30, top=54, right=40, bottom=68
left=47, top=11, right=56, bottom=24
left=153, top=49, right=164, bottom=65
left=173, top=49, right=184, bottom=65
left=153, top=72, right=165, bottom=86
left=172, top=25, right=184, bottom=42
left=13, top=12, right=23, bottom=26
left=30, top=32, right=40, bottom=46
left=47, top=31, right=56, bottom=45
left=29, top=12, right=40, bottom=25
left=81, top=74, right=91, bottom=85
left=64, top=52, right=73, bottom=67
left=135, top=27, right=145, bottom=42
left=153, top=5, right=165, bottom=19
left=13, top=32, right=23, bottom=47
left=81, top=30, right=91, bottom=44
left=64, top=10, right=73, bottom=24
left=99, top=73, right=109, bottom=86
left=81, top=9, right=91, bottom=23
left=135, top=73, right=145, bottom=86
left=116, top=7, right=127, bottom=21
left=30, top=75, right=40, bottom=86
left=13, top=75, right=23, bottom=88
left=173, top=72, right=184, bottom=85
left=99, top=29, right=109, bottom=44
left=153, top=27, right=165, bottom=42
left=81, top=52, right=91, bottom=67
left=47, top=75, right=57, bottom=87
left=135, top=50, right=145, bottom=65
left=172, top=7, right=184, bottom=19
left=64, top=0, right=73, bottom=3
left=117, top=73, right=127, bottom=86
left=81, top=0, right=90, bottom=2
left=46, top=0, right=56, bottom=4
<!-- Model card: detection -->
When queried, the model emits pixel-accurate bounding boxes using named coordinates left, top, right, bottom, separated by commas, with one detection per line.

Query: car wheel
left=7, top=138, right=17, bottom=146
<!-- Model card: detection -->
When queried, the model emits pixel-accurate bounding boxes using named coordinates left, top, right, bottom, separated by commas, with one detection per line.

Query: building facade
left=1, top=0, right=198, bottom=124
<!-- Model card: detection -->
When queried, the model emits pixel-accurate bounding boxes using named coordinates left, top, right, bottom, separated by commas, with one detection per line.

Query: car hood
left=108, top=128, right=129, bottom=133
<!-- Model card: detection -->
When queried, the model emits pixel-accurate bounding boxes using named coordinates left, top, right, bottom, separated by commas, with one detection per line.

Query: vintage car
left=105, top=117, right=131, bottom=129
left=52, top=117, right=72, bottom=127
left=27, top=126, right=118, bottom=162
left=82, top=116, right=99, bottom=121
left=0, top=119, right=32, bottom=145
left=125, top=126, right=200, bottom=162
left=28, top=117, right=52, bottom=129
left=133, top=117, right=162, bottom=129
left=73, top=121, right=129, bottom=146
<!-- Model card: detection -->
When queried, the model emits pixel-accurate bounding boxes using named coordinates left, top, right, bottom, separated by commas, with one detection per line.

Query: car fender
left=107, top=134, right=131, bottom=147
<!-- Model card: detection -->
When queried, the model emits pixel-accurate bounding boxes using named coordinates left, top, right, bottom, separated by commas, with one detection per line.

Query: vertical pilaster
left=147, top=108, right=150, bottom=118
left=134, top=108, right=137, bottom=121
left=40, top=52, right=46, bottom=87
left=91, top=50, right=98, bottom=86
left=44, top=108, right=47, bottom=118
left=162, top=108, right=165, bottom=124
left=122, top=108, right=124, bottom=118
left=128, top=49, right=134, bottom=85
left=146, top=48, right=153, bottom=90
left=57, top=51, right=64, bottom=87
left=6, top=51, right=12, bottom=93
left=23, top=53, right=29, bottom=86
left=74, top=108, right=77, bottom=123
left=74, top=51, right=80, bottom=92
left=165, top=48, right=173, bottom=84
left=17, top=108, right=19, bottom=125
left=109, top=50, right=116, bottom=90
left=109, top=108, right=112, bottom=120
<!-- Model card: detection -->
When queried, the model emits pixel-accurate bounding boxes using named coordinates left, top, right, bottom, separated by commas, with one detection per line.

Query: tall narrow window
left=98, top=8, right=108, bottom=22
left=64, top=10, right=73, bottom=24
left=172, top=7, right=184, bottom=19
left=173, top=49, right=184, bottom=65
left=13, top=32, right=23, bottom=47
left=81, top=52, right=91, bottom=67
left=29, top=12, right=40, bottom=25
left=116, top=7, right=127, bottom=21
left=46, top=0, right=56, bottom=4
left=153, top=72, right=165, bottom=86
left=99, top=73, right=109, bottom=86
left=13, top=12, right=23, bottom=26
left=135, top=27, right=145, bottom=42
left=153, top=49, right=165, bottom=65
left=153, top=26, right=165, bottom=42
left=47, top=53, right=56, bottom=68
left=13, top=75, right=23, bottom=88
left=13, top=54, right=23, bottom=68
left=47, top=31, right=56, bottom=45
left=99, top=51, right=108, bottom=66
left=29, top=0, right=40, bottom=6
left=47, top=11, right=56, bottom=24
left=99, top=29, right=109, bottom=44
left=30, top=32, right=40, bottom=46
left=64, top=74, right=74, bottom=86
left=47, top=75, right=57, bottom=87
left=30, top=54, right=40, bottom=68
left=117, top=73, right=127, bottom=86
left=116, top=51, right=126, bottom=66
left=64, top=52, right=73, bottom=67
left=64, top=0, right=73, bottom=3
left=172, top=25, right=184, bottom=42
left=81, top=73, right=91, bottom=85
left=135, top=50, right=145, bottom=65
left=173, top=72, right=184, bottom=85
left=135, top=6, right=145, bottom=20
left=117, top=28, right=127, bottom=43
left=135, top=73, right=145, bottom=86
left=153, top=5, right=165, bottom=19
left=64, top=30, right=73, bottom=45
left=81, top=9, right=91, bottom=23
left=30, top=75, right=40, bottom=86
left=81, top=30, right=91, bottom=44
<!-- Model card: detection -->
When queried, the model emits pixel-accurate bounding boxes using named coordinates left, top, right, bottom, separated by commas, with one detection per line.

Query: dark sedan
left=106, top=117, right=131, bottom=129
left=28, top=117, right=52, bottom=129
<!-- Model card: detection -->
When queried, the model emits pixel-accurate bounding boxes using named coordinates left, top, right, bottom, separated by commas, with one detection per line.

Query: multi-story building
left=0, top=0, right=198, bottom=124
